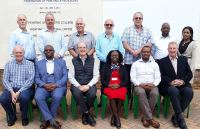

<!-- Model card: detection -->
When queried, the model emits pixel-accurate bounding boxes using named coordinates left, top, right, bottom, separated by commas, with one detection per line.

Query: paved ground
left=0, top=90, right=199, bottom=129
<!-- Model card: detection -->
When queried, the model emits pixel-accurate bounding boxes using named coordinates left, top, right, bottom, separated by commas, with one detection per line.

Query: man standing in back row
left=68, top=17, right=96, bottom=58
left=122, top=12, right=154, bottom=100
left=9, top=14, right=36, bottom=62
left=153, top=22, right=175, bottom=61
left=38, top=13, right=67, bottom=59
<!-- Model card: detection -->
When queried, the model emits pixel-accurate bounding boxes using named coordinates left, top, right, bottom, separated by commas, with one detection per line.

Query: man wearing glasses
left=96, top=19, right=125, bottom=106
left=96, top=19, right=125, bottom=71
left=121, top=12, right=154, bottom=100
left=68, top=18, right=96, bottom=58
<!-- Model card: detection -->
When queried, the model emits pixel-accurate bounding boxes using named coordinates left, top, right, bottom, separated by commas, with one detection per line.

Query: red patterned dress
left=104, top=69, right=127, bottom=100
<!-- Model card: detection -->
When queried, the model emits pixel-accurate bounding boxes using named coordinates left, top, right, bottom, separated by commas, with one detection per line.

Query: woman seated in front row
left=100, top=50, right=128, bottom=129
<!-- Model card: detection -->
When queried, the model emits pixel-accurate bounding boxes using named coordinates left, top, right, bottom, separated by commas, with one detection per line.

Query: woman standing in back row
left=178, top=26, right=199, bottom=82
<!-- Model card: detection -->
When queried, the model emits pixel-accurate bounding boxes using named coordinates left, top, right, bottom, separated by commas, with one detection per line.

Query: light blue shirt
left=96, top=32, right=125, bottom=62
left=38, top=28, right=67, bottom=57
left=3, top=59, right=35, bottom=92
left=9, top=29, right=36, bottom=60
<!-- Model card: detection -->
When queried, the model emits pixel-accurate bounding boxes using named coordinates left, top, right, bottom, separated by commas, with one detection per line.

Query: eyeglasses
left=105, top=24, right=113, bottom=27
left=45, top=49, right=54, bottom=52
left=134, top=17, right=142, bottom=20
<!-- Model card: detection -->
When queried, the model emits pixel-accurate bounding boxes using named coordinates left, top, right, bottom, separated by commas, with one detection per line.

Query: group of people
left=0, top=11, right=199, bottom=129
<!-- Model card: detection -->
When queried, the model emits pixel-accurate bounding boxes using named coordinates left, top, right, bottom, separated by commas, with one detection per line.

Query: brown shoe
left=141, top=117, right=150, bottom=128
left=147, top=119, right=160, bottom=128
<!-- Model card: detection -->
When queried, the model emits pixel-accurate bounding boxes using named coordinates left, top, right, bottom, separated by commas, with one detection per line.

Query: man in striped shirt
left=0, top=45, right=35, bottom=127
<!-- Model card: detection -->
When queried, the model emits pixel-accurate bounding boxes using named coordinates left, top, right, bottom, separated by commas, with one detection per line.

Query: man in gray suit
left=35, top=45, right=68, bottom=129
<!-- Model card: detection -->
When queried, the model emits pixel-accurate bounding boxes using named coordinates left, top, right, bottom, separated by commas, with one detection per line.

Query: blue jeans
left=0, top=88, right=34, bottom=122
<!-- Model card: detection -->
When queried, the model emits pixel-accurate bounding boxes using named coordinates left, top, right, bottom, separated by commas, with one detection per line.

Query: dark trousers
left=100, top=61, right=106, bottom=95
left=71, top=86, right=97, bottom=115
left=0, top=88, right=34, bottom=122
left=167, top=85, right=193, bottom=114
left=124, top=64, right=132, bottom=100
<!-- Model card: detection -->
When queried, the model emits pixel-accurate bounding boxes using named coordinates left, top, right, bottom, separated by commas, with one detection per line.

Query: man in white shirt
left=154, top=23, right=175, bottom=61
left=68, top=42, right=99, bottom=127
left=130, top=46, right=161, bottom=128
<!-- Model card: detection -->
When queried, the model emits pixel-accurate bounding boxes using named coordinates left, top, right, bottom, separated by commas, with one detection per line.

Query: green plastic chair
left=71, top=95, right=98, bottom=120
left=101, top=94, right=129, bottom=119
left=6, top=101, right=33, bottom=122
left=38, top=96, right=67, bottom=121
left=163, top=95, right=190, bottom=118
left=133, top=95, right=160, bottom=118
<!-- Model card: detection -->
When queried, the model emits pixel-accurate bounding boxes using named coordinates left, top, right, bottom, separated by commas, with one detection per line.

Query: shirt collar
left=134, top=25, right=144, bottom=30
left=14, top=58, right=26, bottom=64
left=160, top=35, right=171, bottom=39
left=104, top=32, right=114, bottom=38
left=169, top=55, right=178, bottom=60
left=17, top=28, right=29, bottom=34
left=138, top=58, right=153, bottom=63
left=76, top=31, right=87, bottom=36
left=44, top=28, right=57, bottom=32
left=45, top=58, right=54, bottom=62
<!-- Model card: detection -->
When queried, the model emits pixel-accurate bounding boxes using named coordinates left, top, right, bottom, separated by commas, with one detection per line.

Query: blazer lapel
left=176, top=57, right=181, bottom=76
left=42, top=59, right=47, bottom=74
left=166, top=56, right=177, bottom=76
left=53, top=59, right=58, bottom=75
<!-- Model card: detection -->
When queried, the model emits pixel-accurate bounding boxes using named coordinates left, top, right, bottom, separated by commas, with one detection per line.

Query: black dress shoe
left=87, top=113, right=96, bottom=127
left=8, top=121, right=15, bottom=126
left=22, top=119, right=29, bottom=126
left=171, top=115, right=179, bottom=127
left=179, top=118, right=188, bottom=129
left=51, top=122, right=61, bottom=129
left=82, top=113, right=88, bottom=125
left=115, top=116, right=121, bottom=129
left=111, top=115, right=115, bottom=126
left=7, top=117, right=17, bottom=126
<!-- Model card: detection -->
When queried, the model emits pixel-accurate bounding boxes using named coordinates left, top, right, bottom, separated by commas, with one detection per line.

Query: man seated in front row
left=68, top=42, right=99, bottom=127
left=158, top=42, right=193, bottom=129
left=130, top=46, right=161, bottom=128
left=34, top=45, right=68, bottom=129
left=0, top=45, right=35, bottom=126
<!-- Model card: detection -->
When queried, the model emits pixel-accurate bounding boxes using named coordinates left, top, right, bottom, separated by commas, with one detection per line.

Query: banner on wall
left=0, top=0, right=102, bottom=68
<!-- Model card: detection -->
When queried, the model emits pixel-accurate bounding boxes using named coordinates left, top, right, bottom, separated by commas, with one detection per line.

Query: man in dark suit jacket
left=35, top=45, right=68, bottom=129
left=158, top=42, right=193, bottom=129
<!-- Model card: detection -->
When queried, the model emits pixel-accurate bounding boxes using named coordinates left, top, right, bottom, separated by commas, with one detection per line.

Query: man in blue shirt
left=9, top=14, right=35, bottom=62
left=96, top=19, right=125, bottom=107
left=0, top=45, right=35, bottom=126
left=38, top=13, right=67, bottom=59
left=96, top=19, right=125, bottom=70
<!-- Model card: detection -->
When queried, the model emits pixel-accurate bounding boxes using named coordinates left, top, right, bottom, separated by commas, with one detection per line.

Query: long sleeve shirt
left=9, top=28, right=36, bottom=60
left=130, top=58, right=161, bottom=86
left=37, top=28, right=67, bottom=57
left=3, top=59, right=35, bottom=92
left=96, top=32, right=125, bottom=62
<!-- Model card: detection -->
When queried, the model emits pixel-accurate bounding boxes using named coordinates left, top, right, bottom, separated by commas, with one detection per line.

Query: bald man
left=68, top=18, right=96, bottom=58
left=9, top=14, right=35, bottom=62
left=0, top=45, right=35, bottom=126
